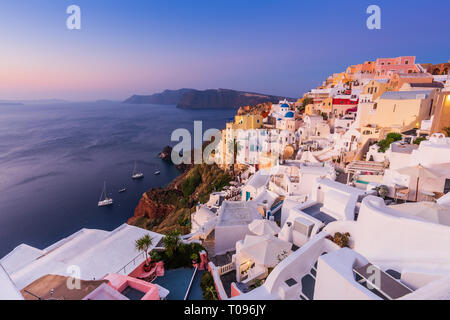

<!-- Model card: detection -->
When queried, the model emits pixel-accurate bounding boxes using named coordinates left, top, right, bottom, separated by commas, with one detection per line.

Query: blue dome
left=277, top=118, right=282, bottom=121
left=281, top=103, right=290, bottom=109
left=285, top=111, right=294, bottom=118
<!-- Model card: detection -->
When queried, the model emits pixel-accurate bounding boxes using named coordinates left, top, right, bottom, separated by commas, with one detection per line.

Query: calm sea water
left=0, top=102, right=237, bottom=258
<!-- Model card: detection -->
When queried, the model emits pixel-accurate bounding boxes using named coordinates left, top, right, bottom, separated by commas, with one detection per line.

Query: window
left=405, top=60, right=409, bottom=65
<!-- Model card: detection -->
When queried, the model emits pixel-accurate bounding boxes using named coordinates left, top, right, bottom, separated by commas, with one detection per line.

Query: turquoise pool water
left=188, top=269, right=205, bottom=301
left=153, top=268, right=204, bottom=300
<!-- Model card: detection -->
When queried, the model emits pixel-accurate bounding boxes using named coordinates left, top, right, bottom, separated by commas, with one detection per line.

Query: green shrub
left=200, top=272, right=218, bottom=300
left=386, top=133, right=402, bottom=141
left=177, top=216, right=190, bottom=227
left=181, top=170, right=202, bottom=198
left=198, top=193, right=210, bottom=204
left=413, top=137, right=427, bottom=145
left=443, top=127, right=450, bottom=137
left=332, top=232, right=351, bottom=248
left=252, top=279, right=263, bottom=289
left=190, top=253, right=199, bottom=262
left=160, top=235, right=205, bottom=269
left=377, top=132, right=402, bottom=153
left=214, top=173, right=231, bottom=191
left=150, top=251, right=162, bottom=262
left=376, top=185, right=390, bottom=199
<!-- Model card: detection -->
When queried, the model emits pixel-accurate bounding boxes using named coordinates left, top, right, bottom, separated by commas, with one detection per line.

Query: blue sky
left=0, top=0, right=449, bottom=100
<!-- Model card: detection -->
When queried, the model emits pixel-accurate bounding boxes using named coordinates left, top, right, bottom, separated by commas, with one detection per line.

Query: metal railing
left=218, top=262, right=235, bottom=276
left=184, top=267, right=198, bottom=301
left=116, top=251, right=145, bottom=276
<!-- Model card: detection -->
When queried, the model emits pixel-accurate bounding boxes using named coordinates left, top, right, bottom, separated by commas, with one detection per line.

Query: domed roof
left=284, top=111, right=294, bottom=118
left=281, top=103, right=290, bottom=109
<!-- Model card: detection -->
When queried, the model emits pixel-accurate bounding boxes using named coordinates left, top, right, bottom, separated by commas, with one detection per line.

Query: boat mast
left=100, top=182, right=106, bottom=202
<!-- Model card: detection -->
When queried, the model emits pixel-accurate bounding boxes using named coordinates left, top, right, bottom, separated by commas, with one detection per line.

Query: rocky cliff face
left=177, top=88, right=292, bottom=109
left=237, top=102, right=272, bottom=116
left=158, top=145, right=173, bottom=161
left=128, top=164, right=232, bottom=234
left=123, top=89, right=194, bottom=105
left=128, top=188, right=183, bottom=226
left=129, top=193, right=174, bottom=224
left=124, top=88, right=293, bottom=109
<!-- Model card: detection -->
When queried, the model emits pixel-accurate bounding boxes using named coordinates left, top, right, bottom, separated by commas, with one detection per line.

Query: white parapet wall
left=325, top=196, right=450, bottom=275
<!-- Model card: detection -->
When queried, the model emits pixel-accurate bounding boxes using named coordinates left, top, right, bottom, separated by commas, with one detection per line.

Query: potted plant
left=332, top=232, right=351, bottom=248
left=135, top=234, right=154, bottom=272
left=191, top=253, right=199, bottom=264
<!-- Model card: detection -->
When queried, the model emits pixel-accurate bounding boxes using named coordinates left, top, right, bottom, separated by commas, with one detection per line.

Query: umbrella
left=248, top=219, right=281, bottom=236
left=396, top=165, right=440, bottom=202
left=240, top=235, right=292, bottom=268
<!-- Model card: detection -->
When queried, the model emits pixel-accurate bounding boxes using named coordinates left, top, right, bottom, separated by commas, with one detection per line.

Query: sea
left=0, top=102, right=237, bottom=258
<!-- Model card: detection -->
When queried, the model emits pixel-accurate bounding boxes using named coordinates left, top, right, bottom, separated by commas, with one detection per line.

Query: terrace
left=301, top=203, right=337, bottom=225
left=105, top=274, right=162, bottom=300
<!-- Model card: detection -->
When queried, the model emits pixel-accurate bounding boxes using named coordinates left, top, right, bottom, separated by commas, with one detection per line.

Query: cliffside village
left=2, top=56, right=450, bottom=301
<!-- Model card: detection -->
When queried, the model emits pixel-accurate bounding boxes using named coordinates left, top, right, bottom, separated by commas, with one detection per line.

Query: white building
left=232, top=195, right=450, bottom=300
left=1, top=224, right=164, bottom=290
left=241, top=170, right=270, bottom=201
left=0, top=264, right=23, bottom=300
left=268, top=162, right=336, bottom=197
left=382, top=134, right=450, bottom=201
left=214, top=201, right=263, bottom=256
left=279, top=179, right=369, bottom=247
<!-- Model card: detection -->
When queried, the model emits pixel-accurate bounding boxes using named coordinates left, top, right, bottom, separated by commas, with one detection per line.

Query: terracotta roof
left=21, top=274, right=108, bottom=300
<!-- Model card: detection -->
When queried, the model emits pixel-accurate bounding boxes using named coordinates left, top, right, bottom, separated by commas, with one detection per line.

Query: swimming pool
left=121, top=286, right=146, bottom=300
left=153, top=268, right=204, bottom=300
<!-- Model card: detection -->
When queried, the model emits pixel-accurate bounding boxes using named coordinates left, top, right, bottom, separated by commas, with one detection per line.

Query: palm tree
left=227, top=138, right=242, bottom=172
left=163, top=230, right=181, bottom=257
left=206, top=286, right=218, bottom=300
left=135, top=234, right=154, bottom=267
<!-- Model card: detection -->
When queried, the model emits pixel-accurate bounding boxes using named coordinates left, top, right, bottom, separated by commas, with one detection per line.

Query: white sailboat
left=98, top=182, right=114, bottom=207
left=132, top=161, right=144, bottom=179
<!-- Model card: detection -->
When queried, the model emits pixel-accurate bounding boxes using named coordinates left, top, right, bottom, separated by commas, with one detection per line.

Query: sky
left=0, top=0, right=449, bottom=101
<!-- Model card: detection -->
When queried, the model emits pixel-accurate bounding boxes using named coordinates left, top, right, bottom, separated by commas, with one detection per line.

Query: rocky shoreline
left=128, top=158, right=231, bottom=234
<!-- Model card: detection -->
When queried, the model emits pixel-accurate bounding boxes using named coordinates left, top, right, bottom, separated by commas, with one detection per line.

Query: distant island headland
left=123, top=88, right=295, bottom=109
